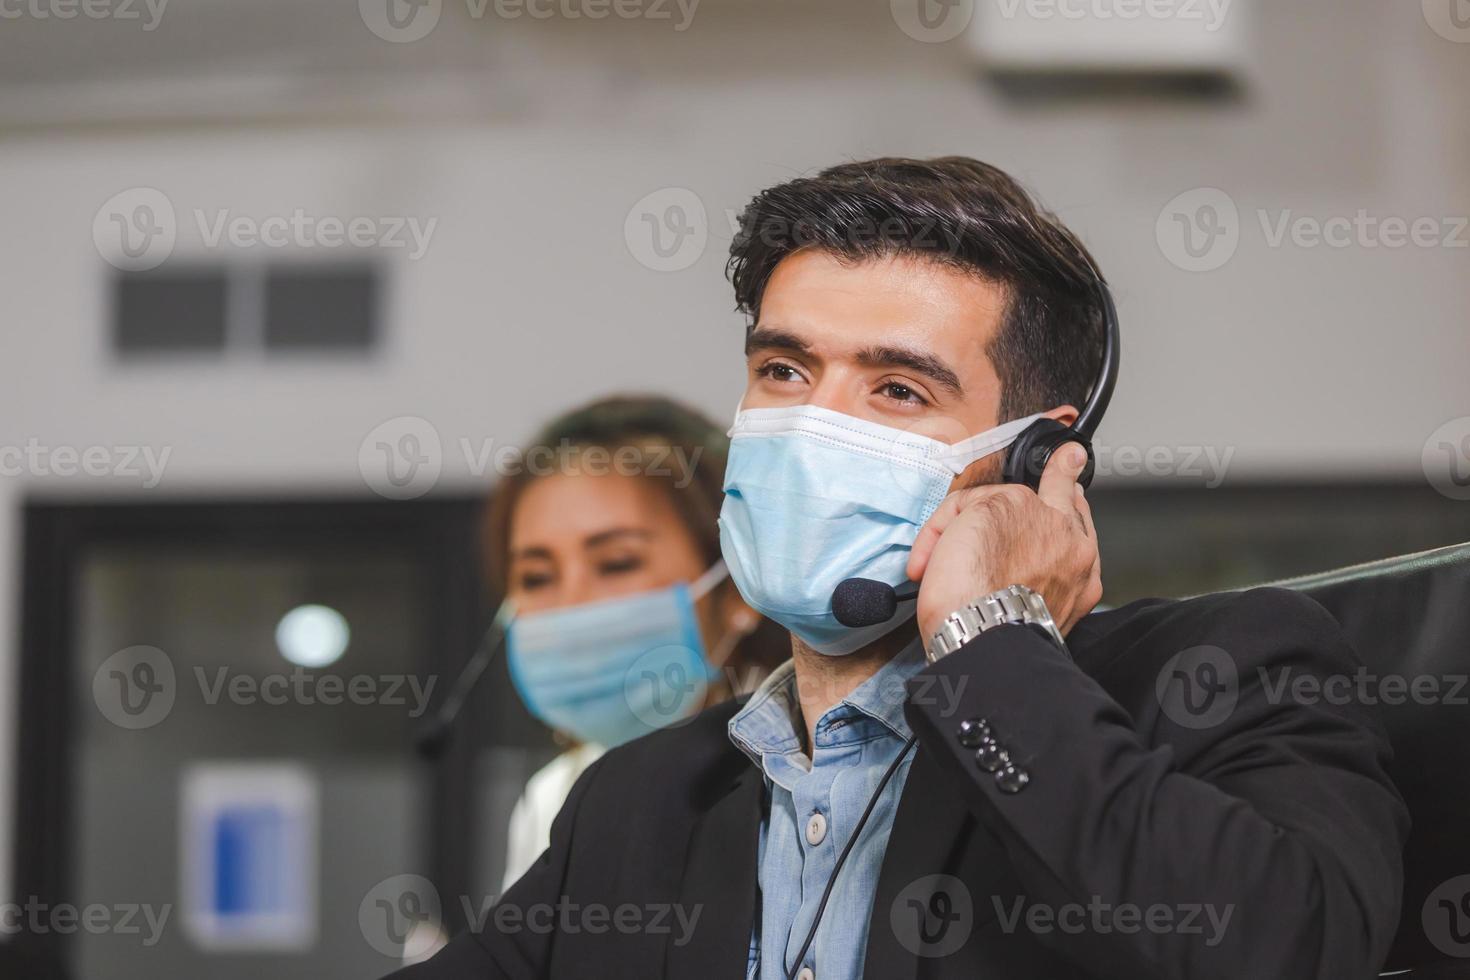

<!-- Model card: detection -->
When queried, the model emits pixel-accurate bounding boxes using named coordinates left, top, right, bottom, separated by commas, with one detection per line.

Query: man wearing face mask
left=387, top=158, right=1406, bottom=980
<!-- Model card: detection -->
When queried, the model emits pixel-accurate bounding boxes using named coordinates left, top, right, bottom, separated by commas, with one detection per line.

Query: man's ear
left=948, top=404, right=1082, bottom=493
left=1045, top=404, right=1081, bottom=429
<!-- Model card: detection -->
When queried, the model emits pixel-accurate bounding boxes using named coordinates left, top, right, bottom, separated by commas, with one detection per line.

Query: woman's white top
left=502, top=742, right=606, bottom=892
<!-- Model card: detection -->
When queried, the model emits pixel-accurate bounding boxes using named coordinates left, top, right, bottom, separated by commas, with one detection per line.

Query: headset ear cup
left=1003, top=419, right=1095, bottom=491
left=1076, top=442, right=1097, bottom=489
left=1003, top=420, right=1058, bottom=490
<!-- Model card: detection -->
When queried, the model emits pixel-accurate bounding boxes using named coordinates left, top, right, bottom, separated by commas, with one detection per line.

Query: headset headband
left=1075, top=276, right=1120, bottom=439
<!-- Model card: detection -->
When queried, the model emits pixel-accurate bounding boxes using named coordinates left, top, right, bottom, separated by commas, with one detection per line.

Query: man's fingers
left=1074, top=483, right=1097, bottom=540
left=907, top=524, right=939, bottom=583
left=907, top=485, right=996, bottom=581
left=909, top=452, right=1092, bottom=582
left=907, top=490, right=966, bottom=581
left=1037, top=441, right=1089, bottom=512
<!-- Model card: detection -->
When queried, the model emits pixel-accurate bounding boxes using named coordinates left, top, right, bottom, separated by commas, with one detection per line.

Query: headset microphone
left=415, top=597, right=516, bottom=758
left=831, top=578, right=918, bottom=628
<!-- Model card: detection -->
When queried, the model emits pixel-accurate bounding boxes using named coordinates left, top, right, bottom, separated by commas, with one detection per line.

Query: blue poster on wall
left=181, top=763, right=319, bottom=952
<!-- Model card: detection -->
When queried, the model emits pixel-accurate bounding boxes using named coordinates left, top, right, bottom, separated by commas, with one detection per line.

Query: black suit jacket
left=389, top=588, right=1408, bottom=980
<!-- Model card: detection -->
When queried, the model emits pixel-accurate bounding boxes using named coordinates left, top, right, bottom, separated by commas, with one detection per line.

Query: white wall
left=2, top=0, right=1468, bottom=902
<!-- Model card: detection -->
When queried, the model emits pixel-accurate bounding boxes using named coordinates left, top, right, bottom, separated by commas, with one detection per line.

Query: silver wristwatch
left=926, top=585, right=1066, bottom=662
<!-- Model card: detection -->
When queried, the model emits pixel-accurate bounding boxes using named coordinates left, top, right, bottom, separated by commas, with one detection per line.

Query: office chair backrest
left=1267, top=541, right=1470, bottom=972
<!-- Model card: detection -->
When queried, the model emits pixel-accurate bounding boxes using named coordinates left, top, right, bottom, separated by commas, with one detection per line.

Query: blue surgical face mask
left=506, top=561, right=730, bottom=748
left=718, top=404, right=1043, bottom=656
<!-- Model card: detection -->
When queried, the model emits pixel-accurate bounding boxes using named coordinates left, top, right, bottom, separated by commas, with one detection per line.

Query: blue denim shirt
left=728, top=638, right=927, bottom=980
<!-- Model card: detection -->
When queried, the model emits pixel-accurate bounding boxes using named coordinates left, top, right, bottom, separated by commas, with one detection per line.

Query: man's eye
left=756, top=362, right=801, bottom=383
left=881, top=382, right=927, bottom=405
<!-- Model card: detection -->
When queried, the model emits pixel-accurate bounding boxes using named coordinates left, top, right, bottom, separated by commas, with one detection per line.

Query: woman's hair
left=482, top=394, right=788, bottom=680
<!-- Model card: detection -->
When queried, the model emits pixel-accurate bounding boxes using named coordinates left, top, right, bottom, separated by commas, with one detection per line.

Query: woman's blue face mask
left=506, top=561, right=729, bottom=749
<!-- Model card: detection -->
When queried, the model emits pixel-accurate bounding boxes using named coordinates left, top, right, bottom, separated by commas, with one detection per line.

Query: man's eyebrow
left=744, top=326, right=811, bottom=357
left=855, top=344, right=964, bottom=396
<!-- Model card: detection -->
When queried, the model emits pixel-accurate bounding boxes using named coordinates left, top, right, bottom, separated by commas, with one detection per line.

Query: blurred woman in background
left=483, top=395, right=786, bottom=889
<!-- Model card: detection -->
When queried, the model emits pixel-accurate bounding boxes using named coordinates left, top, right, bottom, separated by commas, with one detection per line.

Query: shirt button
left=797, top=968, right=814, bottom=980
left=805, top=812, right=827, bottom=846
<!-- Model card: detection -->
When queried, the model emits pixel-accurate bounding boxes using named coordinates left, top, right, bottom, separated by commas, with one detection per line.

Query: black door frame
left=13, top=496, right=493, bottom=962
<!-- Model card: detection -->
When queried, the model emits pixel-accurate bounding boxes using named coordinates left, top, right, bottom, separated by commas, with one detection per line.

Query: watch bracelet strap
left=928, top=585, right=1062, bottom=661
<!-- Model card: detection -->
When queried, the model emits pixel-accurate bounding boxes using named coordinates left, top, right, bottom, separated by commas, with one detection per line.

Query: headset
left=999, top=272, right=1120, bottom=491
left=829, top=270, right=1121, bottom=630
left=788, top=268, right=1121, bottom=980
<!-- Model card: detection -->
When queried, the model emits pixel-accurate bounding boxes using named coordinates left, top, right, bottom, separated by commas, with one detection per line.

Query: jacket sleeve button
left=975, top=740, right=1010, bottom=773
left=995, top=765, right=1030, bottom=794
left=956, top=718, right=992, bottom=747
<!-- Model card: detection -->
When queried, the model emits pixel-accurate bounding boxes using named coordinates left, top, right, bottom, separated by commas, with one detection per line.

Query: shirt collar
left=728, top=635, right=928, bottom=767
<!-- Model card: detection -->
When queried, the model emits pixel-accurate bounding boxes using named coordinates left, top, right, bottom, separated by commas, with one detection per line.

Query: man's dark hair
left=727, top=156, right=1106, bottom=421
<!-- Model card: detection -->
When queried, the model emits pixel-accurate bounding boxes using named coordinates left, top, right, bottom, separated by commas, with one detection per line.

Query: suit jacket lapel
left=666, top=763, right=763, bottom=980
left=862, top=745, right=1009, bottom=980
